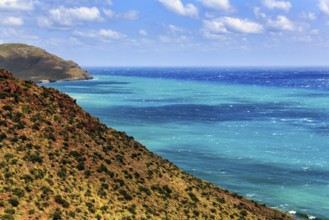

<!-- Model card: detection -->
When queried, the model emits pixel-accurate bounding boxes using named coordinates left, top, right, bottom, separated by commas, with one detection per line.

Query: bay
left=47, top=67, right=329, bottom=220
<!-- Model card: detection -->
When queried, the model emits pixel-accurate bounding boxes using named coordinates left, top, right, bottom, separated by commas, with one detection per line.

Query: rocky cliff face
left=0, top=69, right=292, bottom=219
left=0, top=44, right=93, bottom=82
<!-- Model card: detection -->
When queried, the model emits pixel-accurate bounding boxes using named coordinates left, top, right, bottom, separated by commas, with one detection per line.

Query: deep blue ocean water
left=47, top=67, right=329, bottom=220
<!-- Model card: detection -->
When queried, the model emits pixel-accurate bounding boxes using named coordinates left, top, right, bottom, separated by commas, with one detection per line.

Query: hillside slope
left=0, top=44, right=92, bottom=82
left=0, top=69, right=293, bottom=219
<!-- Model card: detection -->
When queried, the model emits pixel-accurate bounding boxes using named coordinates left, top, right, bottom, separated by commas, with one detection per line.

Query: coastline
left=45, top=68, right=329, bottom=220
left=36, top=76, right=94, bottom=84
left=0, top=68, right=293, bottom=219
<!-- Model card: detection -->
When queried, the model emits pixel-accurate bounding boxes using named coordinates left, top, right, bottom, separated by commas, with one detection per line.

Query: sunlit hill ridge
left=0, top=68, right=293, bottom=219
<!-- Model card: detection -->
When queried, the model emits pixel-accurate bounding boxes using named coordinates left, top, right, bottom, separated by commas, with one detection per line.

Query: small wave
left=246, top=193, right=255, bottom=198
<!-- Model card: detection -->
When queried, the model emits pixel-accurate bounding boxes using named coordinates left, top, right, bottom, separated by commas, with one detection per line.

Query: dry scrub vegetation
left=0, top=69, right=293, bottom=220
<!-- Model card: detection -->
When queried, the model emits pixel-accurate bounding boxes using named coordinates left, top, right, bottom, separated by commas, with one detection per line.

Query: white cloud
left=198, top=0, right=231, bottom=11
left=99, top=29, right=125, bottom=39
left=69, top=37, right=84, bottom=46
left=158, top=0, right=198, bottom=17
left=0, top=28, right=38, bottom=43
left=204, top=17, right=263, bottom=34
left=254, top=7, right=267, bottom=18
left=37, top=17, right=52, bottom=28
left=103, top=9, right=139, bottom=20
left=121, top=10, right=139, bottom=20
left=202, top=31, right=228, bottom=41
left=1, top=28, right=20, bottom=37
left=310, top=29, right=319, bottom=35
left=319, top=0, right=329, bottom=15
left=38, top=6, right=101, bottom=28
left=301, top=12, right=316, bottom=20
left=0, top=0, right=34, bottom=11
left=73, top=30, right=98, bottom=38
left=158, top=35, right=189, bottom=44
left=262, top=0, right=292, bottom=11
left=50, top=7, right=100, bottom=24
left=267, top=15, right=295, bottom=31
left=1, top=16, right=24, bottom=26
left=139, top=30, right=148, bottom=36
left=168, top=24, right=186, bottom=33
left=204, top=19, right=228, bottom=33
left=74, top=29, right=126, bottom=40
left=103, top=9, right=115, bottom=17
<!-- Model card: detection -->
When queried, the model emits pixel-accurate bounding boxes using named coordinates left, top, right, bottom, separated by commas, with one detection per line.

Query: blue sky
left=0, top=0, right=329, bottom=66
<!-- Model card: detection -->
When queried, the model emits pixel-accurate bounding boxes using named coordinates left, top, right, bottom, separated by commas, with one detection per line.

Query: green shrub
left=114, top=179, right=125, bottom=186
left=1, top=214, right=14, bottom=220
left=69, top=151, right=80, bottom=158
left=128, top=204, right=136, bottom=214
left=0, top=120, right=7, bottom=126
left=68, top=211, right=76, bottom=218
left=188, top=192, right=199, bottom=203
left=193, top=210, right=200, bottom=217
left=19, top=135, right=28, bottom=141
left=27, top=153, right=43, bottom=164
left=85, top=202, right=95, bottom=213
left=0, top=133, right=7, bottom=141
left=4, top=153, right=13, bottom=162
left=10, top=137, right=18, bottom=143
left=119, top=189, right=132, bottom=201
left=54, top=195, right=69, bottom=208
left=138, top=186, right=151, bottom=196
left=14, top=122, right=25, bottom=130
left=240, top=210, right=248, bottom=217
left=4, top=209, right=15, bottom=214
left=12, top=112, right=22, bottom=123
left=97, top=164, right=109, bottom=173
left=84, top=170, right=92, bottom=178
left=8, top=198, right=19, bottom=207
left=218, top=197, right=225, bottom=203
left=32, top=123, right=40, bottom=130
left=22, top=174, right=34, bottom=183
left=52, top=208, right=62, bottom=220
left=0, top=92, right=9, bottom=99
left=76, top=162, right=85, bottom=171
left=30, top=168, right=46, bottom=179
left=57, top=168, right=67, bottom=179
left=3, top=105, right=12, bottom=111
left=100, top=205, right=108, bottom=212
left=25, top=186, right=32, bottom=193
left=47, top=133, right=57, bottom=142
left=22, top=106, right=32, bottom=114
left=12, top=188, right=25, bottom=198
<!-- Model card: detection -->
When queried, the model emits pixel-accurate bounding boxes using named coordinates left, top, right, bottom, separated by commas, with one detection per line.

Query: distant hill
left=0, top=69, right=293, bottom=219
left=0, top=43, right=92, bottom=82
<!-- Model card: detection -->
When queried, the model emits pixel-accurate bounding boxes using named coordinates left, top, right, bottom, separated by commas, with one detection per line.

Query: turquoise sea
left=47, top=67, right=329, bottom=220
